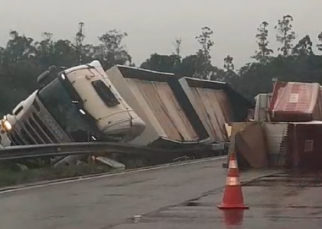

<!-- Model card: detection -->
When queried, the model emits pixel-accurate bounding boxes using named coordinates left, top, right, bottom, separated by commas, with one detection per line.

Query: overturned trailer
left=178, top=77, right=253, bottom=143
left=106, top=66, right=210, bottom=148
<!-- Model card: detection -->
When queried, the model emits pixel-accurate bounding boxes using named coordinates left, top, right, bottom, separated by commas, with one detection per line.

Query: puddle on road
left=121, top=171, right=322, bottom=229
left=243, top=172, right=322, bottom=188
left=185, top=201, right=200, bottom=207
left=183, top=201, right=214, bottom=207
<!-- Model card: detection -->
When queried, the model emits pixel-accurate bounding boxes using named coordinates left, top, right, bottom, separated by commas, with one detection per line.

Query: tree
left=75, top=22, right=85, bottom=64
left=179, top=54, right=204, bottom=77
left=140, top=53, right=181, bottom=73
left=194, top=27, right=215, bottom=79
left=90, top=30, right=132, bottom=70
left=292, top=35, right=313, bottom=56
left=253, top=21, right=273, bottom=63
left=3, top=31, right=36, bottom=63
left=34, top=32, right=55, bottom=68
left=196, top=27, right=214, bottom=60
left=0, top=25, right=138, bottom=115
left=173, top=38, right=182, bottom=57
left=0, top=31, right=43, bottom=112
left=222, top=55, right=238, bottom=82
left=275, top=15, right=296, bottom=56
left=35, top=25, right=86, bottom=69
left=140, top=26, right=219, bottom=79
left=140, top=27, right=219, bottom=79
left=224, top=55, right=234, bottom=71
left=317, top=32, right=322, bottom=51
left=50, top=39, right=78, bottom=67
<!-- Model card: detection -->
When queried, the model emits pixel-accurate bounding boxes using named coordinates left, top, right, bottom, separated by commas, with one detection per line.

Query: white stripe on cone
left=229, top=159, right=238, bottom=169
left=226, top=177, right=240, bottom=186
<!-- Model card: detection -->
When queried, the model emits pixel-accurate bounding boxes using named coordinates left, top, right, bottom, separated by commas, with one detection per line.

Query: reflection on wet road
left=113, top=171, right=322, bottom=229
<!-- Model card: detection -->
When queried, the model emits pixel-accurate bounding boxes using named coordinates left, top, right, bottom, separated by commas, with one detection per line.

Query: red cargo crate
left=286, top=122, right=322, bottom=169
left=269, top=81, right=322, bottom=122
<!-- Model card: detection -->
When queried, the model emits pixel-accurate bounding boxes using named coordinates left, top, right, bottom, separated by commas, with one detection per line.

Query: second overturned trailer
left=178, top=77, right=253, bottom=143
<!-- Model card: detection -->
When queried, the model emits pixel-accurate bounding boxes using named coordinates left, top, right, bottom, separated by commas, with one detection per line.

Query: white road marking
left=0, top=156, right=226, bottom=194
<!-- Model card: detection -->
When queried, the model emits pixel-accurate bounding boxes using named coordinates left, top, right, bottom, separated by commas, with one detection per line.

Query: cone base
left=217, top=203, right=249, bottom=210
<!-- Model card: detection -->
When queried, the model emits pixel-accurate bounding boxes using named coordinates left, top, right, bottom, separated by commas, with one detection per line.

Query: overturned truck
left=0, top=61, right=146, bottom=166
left=0, top=61, right=253, bottom=168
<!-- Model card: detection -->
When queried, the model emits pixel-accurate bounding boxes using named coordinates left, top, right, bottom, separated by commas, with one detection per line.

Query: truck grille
left=9, top=113, right=59, bottom=145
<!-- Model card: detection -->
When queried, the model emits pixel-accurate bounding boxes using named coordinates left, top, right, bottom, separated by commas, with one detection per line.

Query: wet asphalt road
left=0, top=157, right=299, bottom=229
left=119, top=170, right=322, bottom=229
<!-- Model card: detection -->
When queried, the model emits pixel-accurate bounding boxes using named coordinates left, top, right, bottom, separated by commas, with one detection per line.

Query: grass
left=0, top=163, right=114, bottom=188
left=0, top=152, right=225, bottom=189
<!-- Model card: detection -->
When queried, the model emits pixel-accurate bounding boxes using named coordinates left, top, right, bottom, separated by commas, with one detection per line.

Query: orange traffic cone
left=218, top=152, right=249, bottom=209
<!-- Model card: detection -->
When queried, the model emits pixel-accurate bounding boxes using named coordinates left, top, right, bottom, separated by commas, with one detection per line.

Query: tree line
left=141, top=15, right=322, bottom=99
left=0, top=14, right=322, bottom=115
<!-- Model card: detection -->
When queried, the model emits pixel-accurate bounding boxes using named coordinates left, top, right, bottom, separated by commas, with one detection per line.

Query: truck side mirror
left=37, top=65, right=57, bottom=88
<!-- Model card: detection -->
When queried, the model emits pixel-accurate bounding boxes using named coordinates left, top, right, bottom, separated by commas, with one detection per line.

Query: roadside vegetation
left=0, top=14, right=321, bottom=113
left=0, top=163, right=112, bottom=188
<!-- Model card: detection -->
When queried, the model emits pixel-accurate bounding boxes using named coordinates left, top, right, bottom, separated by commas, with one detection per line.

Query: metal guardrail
left=0, top=141, right=227, bottom=161
left=0, top=142, right=168, bottom=161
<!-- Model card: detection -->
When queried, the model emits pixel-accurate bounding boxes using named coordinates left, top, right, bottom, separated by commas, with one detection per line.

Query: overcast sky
left=0, top=0, right=321, bottom=69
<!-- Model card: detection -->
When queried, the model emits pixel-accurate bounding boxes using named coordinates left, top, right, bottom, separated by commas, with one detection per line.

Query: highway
left=0, top=157, right=295, bottom=229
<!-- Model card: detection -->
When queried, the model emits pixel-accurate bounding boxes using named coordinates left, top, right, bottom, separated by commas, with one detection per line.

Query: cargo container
left=254, top=93, right=271, bottom=122
left=178, top=77, right=253, bottom=143
left=269, top=81, right=322, bottom=122
left=286, top=121, right=322, bottom=169
left=262, top=122, right=288, bottom=166
left=106, top=66, right=210, bottom=148
left=232, top=122, right=269, bottom=168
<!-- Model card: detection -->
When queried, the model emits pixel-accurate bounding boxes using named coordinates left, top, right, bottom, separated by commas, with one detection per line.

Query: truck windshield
left=38, top=77, right=95, bottom=141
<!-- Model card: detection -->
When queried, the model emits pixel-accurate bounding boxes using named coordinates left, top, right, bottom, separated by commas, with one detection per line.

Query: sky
left=0, top=0, right=321, bottom=70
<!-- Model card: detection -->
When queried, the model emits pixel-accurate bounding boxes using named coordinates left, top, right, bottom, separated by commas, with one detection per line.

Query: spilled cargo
left=262, top=122, right=288, bottom=166
left=286, top=121, right=322, bottom=169
left=269, top=81, right=322, bottom=122
left=229, top=80, right=322, bottom=170
left=254, top=93, right=271, bottom=122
